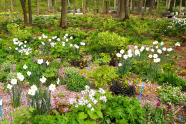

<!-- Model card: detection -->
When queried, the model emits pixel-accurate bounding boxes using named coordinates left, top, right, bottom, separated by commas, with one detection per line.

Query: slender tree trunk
left=138, top=0, right=143, bottom=14
left=119, top=0, right=125, bottom=21
left=179, top=0, right=182, bottom=12
left=47, top=0, right=50, bottom=13
left=83, top=0, right=86, bottom=14
left=130, top=0, right=132, bottom=10
left=144, top=0, right=147, bottom=11
left=149, top=0, right=155, bottom=13
left=60, top=0, right=67, bottom=28
left=168, top=0, right=171, bottom=9
left=114, top=0, right=117, bottom=10
left=156, top=0, right=159, bottom=9
left=28, top=0, right=32, bottom=25
left=173, top=0, right=176, bottom=9
left=105, top=1, right=109, bottom=14
left=20, top=0, right=27, bottom=25
left=94, top=0, right=97, bottom=13
left=102, top=0, right=104, bottom=14
left=98, top=0, right=100, bottom=13
left=73, top=0, right=75, bottom=15
left=166, top=0, right=168, bottom=7
left=50, top=0, right=53, bottom=13
left=37, top=0, right=39, bottom=15
left=11, top=0, right=13, bottom=12
left=125, top=0, right=129, bottom=19
left=132, top=0, right=134, bottom=10
left=55, top=0, right=57, bottom=13
left=116, top=0, right=120, bottom=17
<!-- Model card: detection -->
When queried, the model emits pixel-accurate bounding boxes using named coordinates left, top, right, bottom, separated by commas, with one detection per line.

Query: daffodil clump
left=7, top=73, right=25, bottom=108
left=116, top=41, right=173, bottom=80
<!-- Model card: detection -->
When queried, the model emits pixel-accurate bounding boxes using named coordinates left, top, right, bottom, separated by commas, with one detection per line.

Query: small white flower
left=157, top=49, right=162, bottom=54
left=37, top=59, right=43, bottom=65
left=31, top=85, right=37, bottom=92
left=134, top=45, right=138, bottom=49
left=116, top=53, right=122, bottom=58
left=151, top=49, right=154, bottom=52
left=63, top=36, right=66, bottom=39
left=128, top=49, right=132, bottom=53
left=148, top=54, right=152, bottom=58
left=50, top=42, right=56, bottom=47
left=153, top=41, right=158, bottom=45
left=70, top=44, right=73, bottom=47
left=15, top=47, right=18, bottom=50
left=135, top=49, right=140, bottom=56
left=17, top=73, right=22, bottom=79
left=27, top=71, right=32, bottom=76
left=46, top=60, right=50, bottom=66
left=11, top=78, right=17, bottom=84
left=120, top=49, right=125, bottom=54
left=18, top=42, right=23, bottom=46
left=167, top=48, right=173, bottom=52
left=85, top=85, right=90, bottom=90
left=75, top=104, right=78, bottom=108
left=69, top=98, right=76, bottom=104
left=28, top=89, right=35, bottom=96
left=65, top=33, right=68, bottom=37
left=93, top=100, right=98, bottom=104
left=100, top=95, right=107, bottom=102
left=128, top=53, right=133, bottom=58
left=156, top=46, right=158, bottom=49
left=154, top=58, right=161, bottom=63
left=99, top=88, right=105, bottom=94
left=48, top=39, right=51, bottom=42
left=41, top=42, right=45, bottom=45
left=18, top=75, right=24, bottom=81
left=70, top=36, right=73, bottom=40
left=62, top=42, right=65, bottom=46
left=52, top=36, right=57, bottom=39
left=40, top=76, right=47, bottom=83
left=66, top=39, right=69, bottom=42
left=23, top=64, right=28, bottom=69
left=57, top=78, right=60, bottom=85
left=80, top=42, right=85, bottom=46
left=160, top=42, right=164, bottom=45
left=7, top=84, right=12, bottom=89
left=146, top=47, right=150, bottom=51
left=57, top=38, right=60, bottom=41
left=153, top=54, right=158, bottom=59
left=175, top=42, right=180, bottom=47
left=162, top=47, right=166, bottom=51
left=123, top=55, right=128, bottom=59
left=74, top=44, right=79, bottom=49
left=25, top=51, right=29, bottom=55
left=91, top=107, right=95, bottom=111
left=81, top=91, right=86, bottom=95
left=118, top=63, right=122, bottom=67
left=87, top=103, right=92, bottom=108
left=24, top=45, right=26, bottom=48
left=49, top=84, right=56, bottom=91
left=38, top=36, right=42, bottom=40
left=9, top=47, right=12, bottom=50
left=13, top=38, right=18, bottom=42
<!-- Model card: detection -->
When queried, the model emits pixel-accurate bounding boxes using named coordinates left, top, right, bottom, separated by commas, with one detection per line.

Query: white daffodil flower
left=28, top=89, right=36, bottom=96
left=37, top=59, right=43, bottom=65
left=57, top=78, right=60, bottom=84
left=40, top=76, right=47, bottom=83
left=27, top=71, right=32, bottom=76
left=7, top=84, right=12, bottom=89
left=49, top=84, right=56, bottom=92
left=46, top=60, right=50, bottom=66
left=120, top=49, right=125, bottom=54
left=31, top=85, right=37, bottom=92
left=23, top=64, right=28, bottom=69
left=11, top=79, right=17, bottom=85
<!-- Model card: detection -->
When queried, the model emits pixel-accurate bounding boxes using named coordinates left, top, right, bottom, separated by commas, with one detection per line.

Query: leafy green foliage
left=87, top=65, right=118, bottom=88
left=65, top=74, right=90, bottom=92
left=102, top=95, right=145, bottom=124
left=157, top=85, right=186, bottom=105
left=63, top=67, right=79, bottom=77
left=31, top=114, right=57, bottom=124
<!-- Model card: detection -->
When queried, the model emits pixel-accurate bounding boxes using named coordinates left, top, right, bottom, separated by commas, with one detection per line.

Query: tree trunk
left=94, top=0, right=97, bottom=13
left=55, top=0, right=57, bottom=13
left=114, top=0, right=117, bottom=10
left=173, top=0, right=176, bottom=9
left=179, top=0, right=182, bottom=12
left=138, top=0, right=143, bottom=14
left=73, top=0, right=75, bottom=15
left=132, top=0, right=134, bottom=10
left=119, top=0, right=125, bottom=21
left=105, top=1, right=109, bottom=14
left=37, top=0, right=39, bottom=15
left=28, top=0, right=32, bottom=25
left=60, top=0, right=67, bottom=28
left=50, top=0, right=53, bottom=13
left=168, top=0, right=171, bottom=9
left=144, top=0, right=147, bottom=11
left=20, top=0, right=27, bottom=25
left=98, top=0, right=100, bottom=13
left=149, top=0, right=155, bottom=13
left=102, top=0, right=104, bottom=14
left=83, top=0, right=86, bottom=14
left=130, top=0, right=132, bottom=10
left=166, top=0, right=168, bottom=7
left=47, top=0, right=50, bottom=13
left=156, top=0, right=159, bottom=9
left=116, top=0, right=120, bottom=17
left=125, top=0, right=129, bottom=19
left=11, top=0, right=13, bottom=12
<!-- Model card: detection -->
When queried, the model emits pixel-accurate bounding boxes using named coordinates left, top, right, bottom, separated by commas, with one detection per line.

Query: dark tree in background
left=60, top=0, right=67, bottom=29
left=20, top=0, right=27, bottom=25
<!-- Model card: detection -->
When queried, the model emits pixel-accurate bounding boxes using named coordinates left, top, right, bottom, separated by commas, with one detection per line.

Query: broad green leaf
left=78, top=112, right=88, bottom=120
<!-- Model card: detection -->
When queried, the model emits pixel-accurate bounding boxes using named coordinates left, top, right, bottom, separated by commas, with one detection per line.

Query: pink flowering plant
left=68, top=85, right=110, bottom=123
